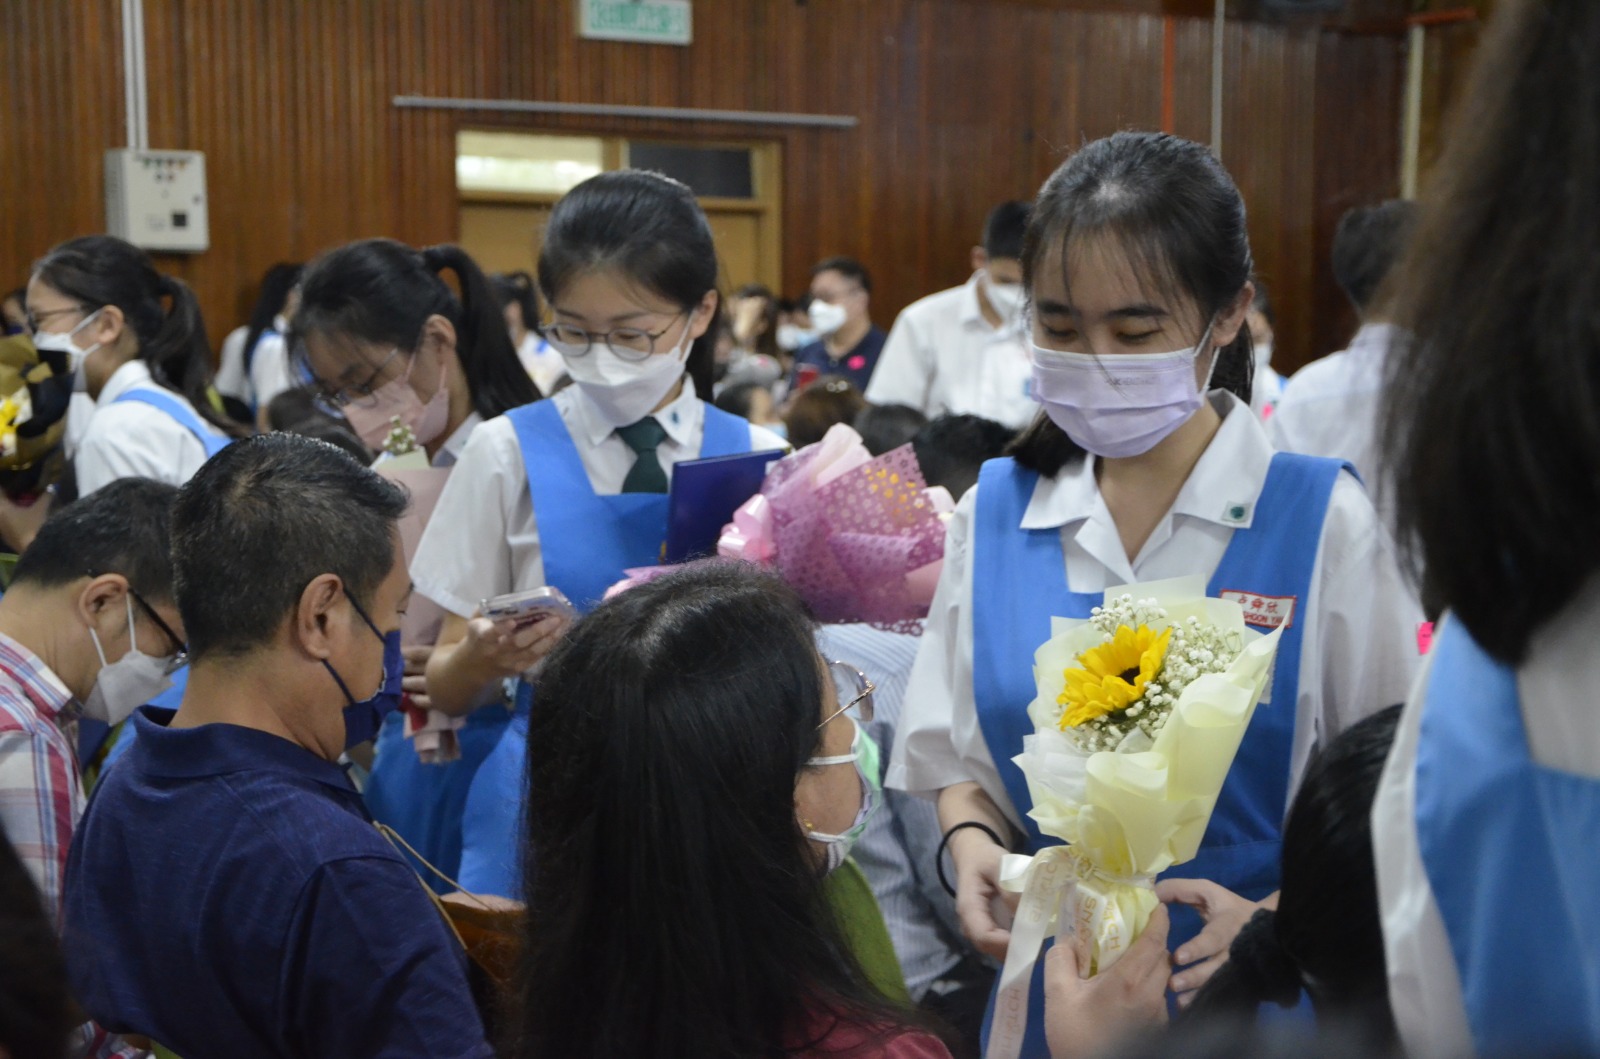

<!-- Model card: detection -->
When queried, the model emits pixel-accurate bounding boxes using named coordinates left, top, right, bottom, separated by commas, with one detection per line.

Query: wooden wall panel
left=3, top=0, right=1409, bottom=377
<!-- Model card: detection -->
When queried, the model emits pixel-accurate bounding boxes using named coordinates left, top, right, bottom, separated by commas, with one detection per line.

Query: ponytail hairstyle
left=537, top=170, right=721, bottom=401
left=1181, top=705, right=1403, bottom=1044
left=293, top=239, right=540, bottom=420
left=1009, top=132, right=1255, bottom=477
left=242, top=262, right=303, bottom=370
left=32, top=235, right=240, bottom=435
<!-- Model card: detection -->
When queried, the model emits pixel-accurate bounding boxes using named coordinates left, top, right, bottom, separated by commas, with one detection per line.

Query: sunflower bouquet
left=985, top=577, right=1282, bottom=1059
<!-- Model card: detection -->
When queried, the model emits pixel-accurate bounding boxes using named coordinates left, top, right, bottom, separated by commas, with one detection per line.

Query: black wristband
left=936, top=821, right=1006, bottom=898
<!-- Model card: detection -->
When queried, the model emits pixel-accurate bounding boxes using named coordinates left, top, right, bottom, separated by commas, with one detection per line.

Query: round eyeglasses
left=819, top=660, right=875, bottom=730
left=542, top=311, right=687, bottom=363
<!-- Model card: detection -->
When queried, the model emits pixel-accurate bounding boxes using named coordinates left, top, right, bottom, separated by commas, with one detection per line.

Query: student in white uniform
left=1269, top=201, right=1417, bottom=528
left=214, top=262, right=301, bottom=416
left=886, top=132, right=1420, bottom=1056
left=494, top=271, right=565, bottom=396
left=290, top=238, right=541, bottom=880
left=867, top=202, right=1038, bottom=430
left=411, top=170, right=785, bottom=896
left=1371, top=4, right=1600, bottom=1054
left=27, top=236, right=238, bottom=495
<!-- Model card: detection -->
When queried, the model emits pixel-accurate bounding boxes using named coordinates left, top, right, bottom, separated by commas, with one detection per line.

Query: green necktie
left=617, top=416, right=669, bottom=494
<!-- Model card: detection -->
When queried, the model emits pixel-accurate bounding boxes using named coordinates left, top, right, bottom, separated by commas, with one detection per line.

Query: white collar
left=434, top=412, right=482, bottom=468
left=1020, top=391, right=1274, bottom=531
left=571, top=374, right=703, bottom=448
left=96, top=360, right=155, bottom=407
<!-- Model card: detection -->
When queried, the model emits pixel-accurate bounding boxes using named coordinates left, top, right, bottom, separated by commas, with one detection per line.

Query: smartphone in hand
left=479, top=587, right=577, bottom=630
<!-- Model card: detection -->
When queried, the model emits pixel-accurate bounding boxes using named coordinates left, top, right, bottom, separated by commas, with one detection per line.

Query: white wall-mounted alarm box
left=105, top=149, right=210, bottom=253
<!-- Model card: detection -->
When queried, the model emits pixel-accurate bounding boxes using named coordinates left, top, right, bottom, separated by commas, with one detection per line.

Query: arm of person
left=937, top=781, right=1018, bottom=962
left=864, top=308, right=934, bottom=413
left=424, top=610, right=569, bottom=717
left=0, top=728, right=76, bottom=928
left=1044, top=905, right=1171, bottom=1059
left=287, top=856, right=496, bottom=1059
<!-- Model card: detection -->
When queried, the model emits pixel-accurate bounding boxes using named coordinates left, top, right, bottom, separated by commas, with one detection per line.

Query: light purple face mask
left=1029, top=325, right=1217, bottom=459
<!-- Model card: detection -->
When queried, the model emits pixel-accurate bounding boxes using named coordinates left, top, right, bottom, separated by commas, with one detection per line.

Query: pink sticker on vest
left=1416, top=621, right=1434, bottom=655
left=847, top=355, right=866, bottom=371
left=1219, top=591, right=1297, bottom=630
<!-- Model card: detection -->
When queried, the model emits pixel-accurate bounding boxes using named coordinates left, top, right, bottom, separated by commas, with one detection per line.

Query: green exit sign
left=578, top=0, right=692, bottom=45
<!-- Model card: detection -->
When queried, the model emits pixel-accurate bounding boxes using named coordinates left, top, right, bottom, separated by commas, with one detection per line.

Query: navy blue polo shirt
left=63, top=707, right=492, bottom=1059
left=790, top=326, right=887, bottom=393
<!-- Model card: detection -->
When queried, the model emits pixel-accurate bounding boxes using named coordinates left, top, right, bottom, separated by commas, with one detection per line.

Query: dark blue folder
left=664, top=448, right=787, bottom=563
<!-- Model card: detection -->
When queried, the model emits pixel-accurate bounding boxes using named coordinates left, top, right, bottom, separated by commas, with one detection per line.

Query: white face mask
left=552, top=319, right=693, bottom=430
left=804, top=717, right=879, bottom=875
left=84, top=595, right=177, bottom=724
left=776, top=324, right=815, bottom=352
left=1030, top=323, right=1217, bottom=460
left=32, top=309, right=104, bottom=374
left=984, top=276, right=1024, bottom=323
left=808, top=300, right=849, bottom=338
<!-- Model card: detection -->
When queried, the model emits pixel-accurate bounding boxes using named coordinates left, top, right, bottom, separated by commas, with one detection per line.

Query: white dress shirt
left=75, top=361, right=225, bottom=495
left=865, top=274, right=1038, bottom=430
left=1374, top=582, right=1600, bottom=1058
left=248, top=330, right=296, bottom=412
left=215, top=325, right=250, bottom=402
left=887, top=391, right=1423, bottom=836
left=411, top=380, right=786, bottom=618
left=1269, top=323, right=1402, bottom=526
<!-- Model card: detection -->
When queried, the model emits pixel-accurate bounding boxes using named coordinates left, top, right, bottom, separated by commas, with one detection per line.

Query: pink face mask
left=341, top=353, right=451, bottom=452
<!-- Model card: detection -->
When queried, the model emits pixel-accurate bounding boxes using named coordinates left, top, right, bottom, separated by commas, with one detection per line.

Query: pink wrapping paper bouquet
left=717, top=424, right=955, bottom=628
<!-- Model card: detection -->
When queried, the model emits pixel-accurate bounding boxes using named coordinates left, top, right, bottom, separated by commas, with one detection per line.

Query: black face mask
left=324, top=591, right=404, bottom=750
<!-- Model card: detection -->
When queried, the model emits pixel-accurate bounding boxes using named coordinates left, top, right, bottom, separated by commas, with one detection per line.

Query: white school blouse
left=410, top=378, right=786, bottom=619
left=74, top=361, right=220, bottom=495
left=886, top=392, right=1423, bottom=833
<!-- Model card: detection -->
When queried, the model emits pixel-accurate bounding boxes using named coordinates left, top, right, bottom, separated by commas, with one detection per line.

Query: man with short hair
left=0, top=477, right=182, bottom=925
left=866, top=201, right=1038, bottom=429
left=1270, top=200, right=1419, bottom=529
left=64, top=435, right=492, bottom=1058
left=790, top=256, right=885, bottom=392
left=0, top=477, right=182, bottom=1059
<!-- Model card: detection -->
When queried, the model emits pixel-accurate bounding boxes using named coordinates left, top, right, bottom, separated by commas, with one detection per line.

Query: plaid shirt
left=0, top=630, right=80, bottom=927
left=0, top=632, right=145, bottom=1059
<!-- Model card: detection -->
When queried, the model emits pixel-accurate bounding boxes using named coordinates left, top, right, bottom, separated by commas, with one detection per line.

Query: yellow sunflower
left=1057, top=624, right=1172, bottom=730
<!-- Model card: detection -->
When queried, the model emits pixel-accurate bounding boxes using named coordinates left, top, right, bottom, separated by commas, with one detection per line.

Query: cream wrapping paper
left=985, top=577, right=1282, bottom=1059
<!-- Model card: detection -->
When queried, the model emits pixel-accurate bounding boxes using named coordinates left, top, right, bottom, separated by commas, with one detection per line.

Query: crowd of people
left=0, top=0, right=1595, bottom=1055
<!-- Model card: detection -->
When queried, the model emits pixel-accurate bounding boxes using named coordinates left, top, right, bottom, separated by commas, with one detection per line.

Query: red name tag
left=1219, top=591, right=1297, bottom=630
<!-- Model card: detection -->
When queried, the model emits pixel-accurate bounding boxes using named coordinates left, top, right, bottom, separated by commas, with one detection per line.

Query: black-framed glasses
left=25, top=304, right=92, bottom=335
left=297, top=345, right=403, bottom=414
left=819, top=660, right=875, bottom=730
left=541, top=311, right=688, bottom=363
left=114, top=584, right=188, bottom=676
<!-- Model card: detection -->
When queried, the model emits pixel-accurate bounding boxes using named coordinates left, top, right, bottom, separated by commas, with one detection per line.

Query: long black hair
left=537, top=170, right=720, bottom=401
left=1181, top=705, right=1402, bottom=1044
left=32, top=235, right=239, bottom=435
left=1009, top=132, right=1255, bottom=477
left=292, top=239, right=540, bottom=420
left=513, top=562, right=920, bottom=1057
left=243, top=261, right=302, bottom=371
left=1382, top=0, right=1600, bottom=664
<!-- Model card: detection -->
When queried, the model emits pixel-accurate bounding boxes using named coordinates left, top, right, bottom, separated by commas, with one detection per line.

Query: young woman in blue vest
left=290, top=238, right=540, bottom=882
left=1371, top=3, right=1600, bottom=1054
left=27, top=236, right=238, bottom=496
left=410, top=170, right=785, bottom=896
left=887, top=132, right=1421, bottom=1055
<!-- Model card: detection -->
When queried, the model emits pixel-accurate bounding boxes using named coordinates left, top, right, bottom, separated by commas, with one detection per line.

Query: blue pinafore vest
left=454, top=397, right=753, bottom=897
left=1413, top=618, right=1600, bottom=1056
left=972, top=451, right=1345, bottom=1055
